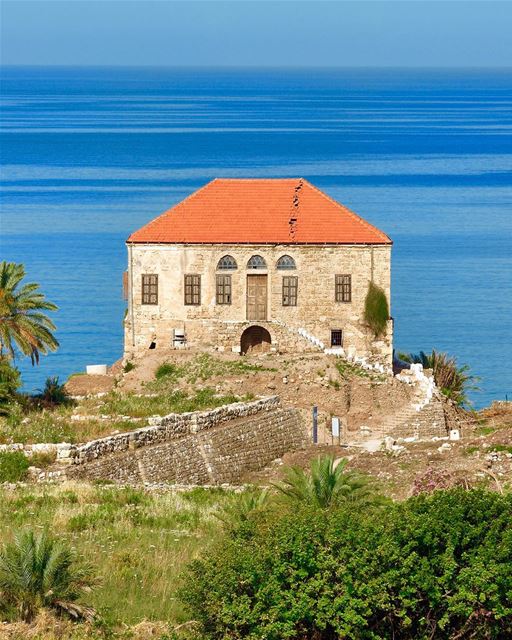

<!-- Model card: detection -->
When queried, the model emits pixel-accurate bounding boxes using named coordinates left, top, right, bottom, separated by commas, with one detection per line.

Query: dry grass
left=0, top=388, right=249, bottom=445
left=0, top=482, right=232, bottom=635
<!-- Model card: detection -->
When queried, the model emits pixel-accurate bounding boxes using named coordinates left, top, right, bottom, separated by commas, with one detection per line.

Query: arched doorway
left=240, top=325, right=271, bottom=355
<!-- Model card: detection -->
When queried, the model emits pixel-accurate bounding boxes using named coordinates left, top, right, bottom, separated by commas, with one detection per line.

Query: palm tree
left=216, top=488, right=269, bottom=530
left=274, top=456, right=382, bottom=509
left=0, top=261, right=59, bottom=365
left=38, top=376, right=70, bottom=407
left=0, top=529, right=96, bottom=623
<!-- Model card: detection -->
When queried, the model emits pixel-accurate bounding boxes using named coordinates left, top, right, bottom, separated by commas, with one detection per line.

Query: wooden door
left=247, top=275, right=267, bottom=321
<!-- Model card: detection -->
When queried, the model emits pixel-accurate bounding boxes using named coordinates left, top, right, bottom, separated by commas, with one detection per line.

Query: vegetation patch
left=98, top=387, right=247, bottom=419
left=154, top=361, right=184, bottom=380
left=0, top=483, right=233, bottom=631
left=154, top=353, right=276, bottom=386
left=491, top=444, right=512, bottom=455
left=181, top=488, right=512, bottom=640
left=0, top=450, right=30, bottom=483
left=335, top=358, right=384, bottom=381
left=464, top=445, right=480, bottom=456
left=122, top=361, right=135, bottom=373
left=364, top=281, right=389, bottom=337
left=0, top=386, right=251, bottom=444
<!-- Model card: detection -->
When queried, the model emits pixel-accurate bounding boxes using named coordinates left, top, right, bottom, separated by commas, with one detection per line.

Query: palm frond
left=274, top=455, right=382, bottom=509
left=0, top=262, right=59, bottom=365
left=0, top=529, right=97, bottom=623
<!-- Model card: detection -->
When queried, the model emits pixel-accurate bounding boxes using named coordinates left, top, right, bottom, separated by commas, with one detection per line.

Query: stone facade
left=124, top=242, right=392, bottom=364
left=61, top=397, right=307, bottom=484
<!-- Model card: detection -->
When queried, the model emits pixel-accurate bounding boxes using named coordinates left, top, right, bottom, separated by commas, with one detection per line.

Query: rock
left=362, top=439, right=382, bottom=453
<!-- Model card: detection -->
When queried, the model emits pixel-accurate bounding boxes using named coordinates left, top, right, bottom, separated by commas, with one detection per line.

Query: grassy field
left=0, top=388, right=251, bottom=445
left=0, top=353, right=273, bottom=447
left=0, top=482, right=232, bottom=636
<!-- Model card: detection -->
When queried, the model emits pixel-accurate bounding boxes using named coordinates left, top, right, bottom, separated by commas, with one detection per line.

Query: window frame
left=141, top=274, right=158, bottom=305
left=331, top=329, right=343, bottom=347
left=184, top=274, right=201, bottom=306
left=216, top=255, right=238, bottom=271
left=247, top=255, right=267, bottom=270
left=335, top=274, right=352, bottom=303
left=216, top=274, right=232, bottom=305
left=282, top=275, right=298, bottom=307
left=276, top=255, right=296, bottom=270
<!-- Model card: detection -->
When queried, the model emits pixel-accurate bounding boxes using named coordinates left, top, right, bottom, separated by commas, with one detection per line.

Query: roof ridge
left=215, top=178, right=299, bottom=182
left=302, top=179, right=392, bottom=244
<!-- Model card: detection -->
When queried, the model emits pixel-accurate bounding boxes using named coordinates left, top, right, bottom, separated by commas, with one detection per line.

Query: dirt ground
left=244, top=403, right=512, bottom=499
left=62, top=348, right=512, bottom=500
left=73, top=347, right=422, bottom=436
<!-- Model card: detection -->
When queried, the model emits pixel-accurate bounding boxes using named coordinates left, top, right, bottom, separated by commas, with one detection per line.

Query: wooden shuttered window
left=141, top=274, right=158, bottom=305
left=216, top=274, right=232, bottom=305
left=335, top=274, right=352, bottom=303
left=184, top=274, right=201, bottom=305
left=282, top=276, right=298, bottom=306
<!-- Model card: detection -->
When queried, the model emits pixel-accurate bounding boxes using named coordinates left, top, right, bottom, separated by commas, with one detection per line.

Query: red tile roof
left=127, top=179, right=391, bottom=245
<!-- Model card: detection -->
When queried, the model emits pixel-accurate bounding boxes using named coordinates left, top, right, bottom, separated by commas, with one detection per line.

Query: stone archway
left=240, top=325, right=271, bottom=355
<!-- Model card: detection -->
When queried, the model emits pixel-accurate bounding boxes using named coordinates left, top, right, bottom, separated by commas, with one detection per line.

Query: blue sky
left=1, top=1, right=512, bottom=67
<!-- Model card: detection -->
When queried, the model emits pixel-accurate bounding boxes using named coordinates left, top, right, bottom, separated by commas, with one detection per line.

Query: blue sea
left=1, top=67, right=511, bottom=408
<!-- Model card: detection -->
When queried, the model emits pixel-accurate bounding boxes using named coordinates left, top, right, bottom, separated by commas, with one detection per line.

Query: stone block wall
left=125, top=242, right=392, bottom=364
left=62, top=397, right=307, bottom=484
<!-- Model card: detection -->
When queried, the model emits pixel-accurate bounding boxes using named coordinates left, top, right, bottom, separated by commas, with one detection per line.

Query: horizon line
left=2, top=63, right=512, bottom=71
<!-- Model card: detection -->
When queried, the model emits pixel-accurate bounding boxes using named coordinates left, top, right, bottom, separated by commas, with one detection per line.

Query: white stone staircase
left=365, top=364, right=447, bottom=440
left=270, top=320, right=446, bottom=441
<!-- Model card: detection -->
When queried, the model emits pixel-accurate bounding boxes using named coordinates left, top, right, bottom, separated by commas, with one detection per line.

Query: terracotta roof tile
left=127, top=179, right=391, bottom=245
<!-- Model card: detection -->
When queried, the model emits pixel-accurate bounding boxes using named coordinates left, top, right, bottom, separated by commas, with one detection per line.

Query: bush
left=180, top=489, right=512, bottom=639
left=155, top=362, right=181, bottom=380
left=0, top=451, right=30, bottom=482
left=0, top=529, right=96, bottom=622
left=364, top=282, right=389, bottom=337
left=123, top=360, right=135, bottom=373
left=0, top=356, right=21, bottom=415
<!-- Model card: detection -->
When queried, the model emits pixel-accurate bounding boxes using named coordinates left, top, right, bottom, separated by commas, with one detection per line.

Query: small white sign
left=331, top=417, right=340, bottom=438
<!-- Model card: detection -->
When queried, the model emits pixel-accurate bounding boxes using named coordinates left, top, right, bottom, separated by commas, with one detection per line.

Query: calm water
left=1, top=67, right=511, bottom=407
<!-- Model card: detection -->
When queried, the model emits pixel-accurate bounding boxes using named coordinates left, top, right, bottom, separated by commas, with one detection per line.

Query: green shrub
left=155, top=362, right=181, bottom=380
left=0, top=451, right=30, bottom=482
left=0, top=357, right=21, bottom=415
left=180, top=489, right=512, bottom=640
left=364, top=281, right=389, bottom=337
left=123, top=360, right=135, bottom=373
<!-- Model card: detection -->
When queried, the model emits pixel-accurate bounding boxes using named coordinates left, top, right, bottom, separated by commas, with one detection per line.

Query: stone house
left=124, top=178, right=393, bottom=363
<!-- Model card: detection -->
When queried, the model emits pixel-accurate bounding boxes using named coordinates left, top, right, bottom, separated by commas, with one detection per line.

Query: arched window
left=276, top=255, right=296, bottom=270
left=247, top=255, right=267, bottom=269
left=217, top=255, right=237, bottom=270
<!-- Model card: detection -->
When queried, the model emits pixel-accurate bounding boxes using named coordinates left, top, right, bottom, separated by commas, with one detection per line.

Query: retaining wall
left=62, top=396, right=307, bottom=484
